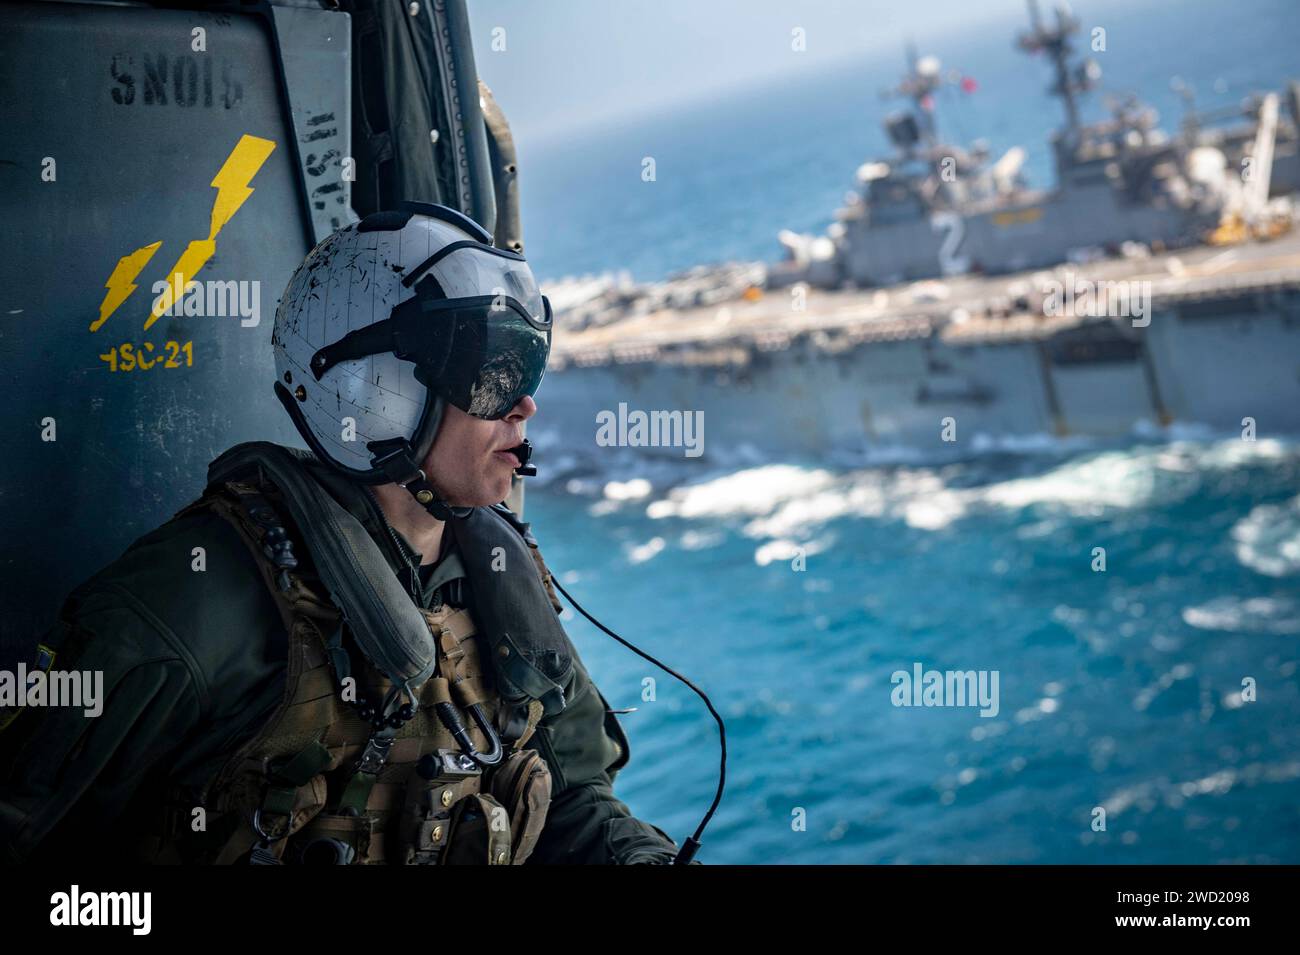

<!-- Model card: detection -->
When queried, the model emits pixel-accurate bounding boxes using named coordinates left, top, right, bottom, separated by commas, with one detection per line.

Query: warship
left=533, top=1, right=1300, bottom=464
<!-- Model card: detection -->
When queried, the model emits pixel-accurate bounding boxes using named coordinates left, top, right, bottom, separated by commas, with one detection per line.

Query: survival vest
left=144, top=444, right=571, bottom=865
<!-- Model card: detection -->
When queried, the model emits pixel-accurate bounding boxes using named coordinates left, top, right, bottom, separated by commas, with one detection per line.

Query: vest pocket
left=441, top=792, right=514, bottom=865
left=485, top=748, right=552, bottom=864
left=285, top=811, right=383, bottom=865
left=393, top=766, right=482, bottom=864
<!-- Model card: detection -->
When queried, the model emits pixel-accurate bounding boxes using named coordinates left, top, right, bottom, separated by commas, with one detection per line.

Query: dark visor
left=310, top=279, right=552, bottom=421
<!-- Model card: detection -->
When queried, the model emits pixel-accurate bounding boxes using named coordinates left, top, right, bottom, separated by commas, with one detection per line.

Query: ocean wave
left=1231, top=495, right=1300, bottom=577
left=1183, top=595, right=1300, bottom=633
left=622, top=439, right=1299, bottom=544
left=533, top=418, right=1296, bottom=485
left=645, top=465, right=841, bottom=521
left=753, top=535, right=834, bottom=567
left=1102, top=760, right=1300, bottom=816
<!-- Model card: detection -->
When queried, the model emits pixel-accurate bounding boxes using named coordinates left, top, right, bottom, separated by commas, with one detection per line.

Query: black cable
left=549, top=576, right=725, bottom=866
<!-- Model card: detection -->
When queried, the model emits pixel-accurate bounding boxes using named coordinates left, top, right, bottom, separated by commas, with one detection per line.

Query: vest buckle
left=357, top=732, right=396, bottom=775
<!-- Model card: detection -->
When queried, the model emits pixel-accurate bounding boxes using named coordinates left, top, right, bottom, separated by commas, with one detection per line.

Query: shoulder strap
left=523, top=538, right=563, bottom=616
left=488, top=502, right=563, bottom=615
left=447, top=506, right=573, bottom=716
left=188, top=479, right=342, bottom=637
left=206, top=442, right=438, bottom=692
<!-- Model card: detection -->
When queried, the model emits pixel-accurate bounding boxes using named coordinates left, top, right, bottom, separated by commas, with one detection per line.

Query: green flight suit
left=0, top=448, right=680, bottom=865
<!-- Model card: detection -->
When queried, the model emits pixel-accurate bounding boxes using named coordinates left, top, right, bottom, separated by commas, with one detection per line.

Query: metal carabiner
left=433, top=700, right=504, bottom=767
left=252, top=807, right=292, bottom=844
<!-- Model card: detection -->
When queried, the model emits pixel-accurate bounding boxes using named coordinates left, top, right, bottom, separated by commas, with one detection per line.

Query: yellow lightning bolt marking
left=146, top=134, right=277, bottom=330
left=91, top=241, right=163, bottom=332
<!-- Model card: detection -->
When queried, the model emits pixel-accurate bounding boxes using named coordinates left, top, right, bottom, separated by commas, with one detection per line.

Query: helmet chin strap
left=366, top=435, right=538, bottom=521
left=366, top=436, right=473, bottom=522
left=366, top=389, right=539, bottom=521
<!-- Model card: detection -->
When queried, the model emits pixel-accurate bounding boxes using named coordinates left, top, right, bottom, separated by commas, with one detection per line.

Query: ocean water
left=526, top=439, right=1300, bottom=864
left=502, top=0, right=1300, bottom=863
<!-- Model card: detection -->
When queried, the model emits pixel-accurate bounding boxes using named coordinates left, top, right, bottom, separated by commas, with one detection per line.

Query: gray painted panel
left=0, top=3, right=313, bottom=647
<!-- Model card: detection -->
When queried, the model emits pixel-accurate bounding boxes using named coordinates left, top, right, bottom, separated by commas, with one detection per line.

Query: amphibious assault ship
left=534, top=1, right=1300, bottom=463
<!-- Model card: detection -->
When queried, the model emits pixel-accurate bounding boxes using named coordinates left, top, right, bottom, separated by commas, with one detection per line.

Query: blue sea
left=509, top=0, right=1300, bottom=864
left=528, top=439, right=1300, bottom=864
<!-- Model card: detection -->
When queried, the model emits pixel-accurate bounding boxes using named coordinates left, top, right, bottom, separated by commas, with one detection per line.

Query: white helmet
left=272, top=202, right=552, bottom=512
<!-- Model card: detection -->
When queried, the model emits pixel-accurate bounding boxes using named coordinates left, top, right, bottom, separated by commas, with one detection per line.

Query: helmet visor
left=425, top=295, right=552, bottom=420
left=309, top=284, right=552, bottom=421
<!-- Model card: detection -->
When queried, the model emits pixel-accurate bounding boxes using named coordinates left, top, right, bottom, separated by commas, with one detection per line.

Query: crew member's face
left=422, top=396, right=537, bottom=507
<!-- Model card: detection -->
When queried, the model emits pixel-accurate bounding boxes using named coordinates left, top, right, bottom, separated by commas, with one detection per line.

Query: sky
left=466, top=0, right=1151, bottom=146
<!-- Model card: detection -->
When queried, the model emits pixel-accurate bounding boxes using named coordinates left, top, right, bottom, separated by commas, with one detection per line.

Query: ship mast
left=887, top=42, right=944, bottom=148
left=1017, top=0, right=1093, bottom=140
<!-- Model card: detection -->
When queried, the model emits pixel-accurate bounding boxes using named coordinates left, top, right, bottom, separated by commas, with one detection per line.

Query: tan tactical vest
left=150, top=478, right=553, bottom=865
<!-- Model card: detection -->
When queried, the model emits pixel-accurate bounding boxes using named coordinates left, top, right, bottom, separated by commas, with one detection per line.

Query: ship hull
left=535, top=274, right=1300, bottom=462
